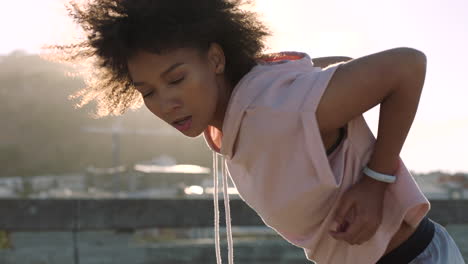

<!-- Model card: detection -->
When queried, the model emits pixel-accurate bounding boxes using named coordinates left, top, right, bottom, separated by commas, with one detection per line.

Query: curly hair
left=47, top=0, right=271, bottom=117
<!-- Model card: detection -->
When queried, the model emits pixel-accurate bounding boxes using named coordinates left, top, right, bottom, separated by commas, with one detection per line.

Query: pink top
left=204, top=51, right=430, bottom=264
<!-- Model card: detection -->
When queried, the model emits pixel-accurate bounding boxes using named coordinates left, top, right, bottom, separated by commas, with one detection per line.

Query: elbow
left=409, top=48, right=427, bottom=86
left=395, top=47, right=427, bottom=87
left=396, top=47, right=427, bottom=68
left=409, top=48, right=427, bottom=71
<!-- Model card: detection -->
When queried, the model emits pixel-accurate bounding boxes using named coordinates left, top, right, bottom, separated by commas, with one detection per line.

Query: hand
left=329, top=175, right=388, bottom=245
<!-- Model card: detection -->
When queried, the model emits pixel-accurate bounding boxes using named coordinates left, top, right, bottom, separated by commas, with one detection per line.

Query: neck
left=210, top=76, right=233, bottom=132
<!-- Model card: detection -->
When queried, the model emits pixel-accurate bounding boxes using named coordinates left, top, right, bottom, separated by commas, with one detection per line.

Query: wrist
left=361, top=174, right=390, bottom=189
left=367, top=155, right=400, bottom=176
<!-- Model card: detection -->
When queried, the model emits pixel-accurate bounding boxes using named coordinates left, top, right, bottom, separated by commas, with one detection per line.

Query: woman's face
left=127, top=44, right=229, bottom=137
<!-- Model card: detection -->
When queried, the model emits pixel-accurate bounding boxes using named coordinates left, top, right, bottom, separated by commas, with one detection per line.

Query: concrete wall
left=0, top=199, right=467, bottom=263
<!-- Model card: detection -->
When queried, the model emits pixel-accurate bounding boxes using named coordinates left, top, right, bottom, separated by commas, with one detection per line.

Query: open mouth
left=172, top=116, right=192, bottom=131
left=173, top=116, right=191, bottom=125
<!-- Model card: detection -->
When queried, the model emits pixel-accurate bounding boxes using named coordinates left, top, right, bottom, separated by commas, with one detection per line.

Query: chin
left=182, top=128, right=204, bottom=138
left=184, top=132, right=200, bottom=138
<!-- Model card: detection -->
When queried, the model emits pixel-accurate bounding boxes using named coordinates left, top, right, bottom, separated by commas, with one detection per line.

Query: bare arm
left=323, top=48, right=426, bottom=245
left=316, top=47, right=426, bottom=179
left=312, top=56, right=353, bottom=68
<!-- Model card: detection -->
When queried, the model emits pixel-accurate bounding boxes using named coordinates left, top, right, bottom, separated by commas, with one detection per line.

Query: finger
left=355, top=221, right=380, bottom=244
left=348, top=209, right=374, bottom=244
left=330, top=222, right=348, bottom=238
left=335, top=213, right=366, bottom=244
left=334, top=197, right=355, bottom=227
left=330, top=205, right=355, bottom=237
left=352, top=225, right=377, bottom=245
left=351, top=211, right=379, bottom=243
left=330, top=207, right=366, bottom=244
left=350, top=228, right=370, bottom=245
left=330, top=216, right=363, bottom=244
left=330, top=221, right=362, bottom=245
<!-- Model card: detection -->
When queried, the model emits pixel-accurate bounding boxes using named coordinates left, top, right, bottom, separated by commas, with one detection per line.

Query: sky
left=0, top=0, right=467, bottom=173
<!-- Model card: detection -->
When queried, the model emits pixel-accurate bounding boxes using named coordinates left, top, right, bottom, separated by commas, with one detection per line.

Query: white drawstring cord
left=222, top=159, right=234, bottom=264
left=213, top=152, right=222, bottom=264
left=213, top=153, right=235, bottom=264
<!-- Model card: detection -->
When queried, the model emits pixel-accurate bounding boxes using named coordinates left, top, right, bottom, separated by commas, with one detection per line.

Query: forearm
left=366, top=54, right=427, bottom=182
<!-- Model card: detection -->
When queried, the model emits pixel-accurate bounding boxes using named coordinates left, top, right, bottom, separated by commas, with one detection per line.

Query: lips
left=173, top=116, right=191, bottom=125
left=172, top=116, right=192, bottom=132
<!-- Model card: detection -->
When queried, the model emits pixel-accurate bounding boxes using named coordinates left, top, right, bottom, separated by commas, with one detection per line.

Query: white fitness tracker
left=363, top=166, right=397, bottom=183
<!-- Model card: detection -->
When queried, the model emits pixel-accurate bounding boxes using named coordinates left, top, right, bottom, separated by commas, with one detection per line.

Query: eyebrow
left=133, top=62, right=185, bottom=86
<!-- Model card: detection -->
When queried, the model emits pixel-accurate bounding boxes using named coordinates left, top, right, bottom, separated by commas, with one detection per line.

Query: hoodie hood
left=204, top=51, right=312, bottom=158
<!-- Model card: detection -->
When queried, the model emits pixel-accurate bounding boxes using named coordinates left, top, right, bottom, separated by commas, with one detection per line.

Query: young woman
left=50, top=0, right=465, bottom=263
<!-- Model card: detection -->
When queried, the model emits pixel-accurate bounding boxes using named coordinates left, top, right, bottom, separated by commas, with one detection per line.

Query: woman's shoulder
left=236, top=51, right=327, bottom=112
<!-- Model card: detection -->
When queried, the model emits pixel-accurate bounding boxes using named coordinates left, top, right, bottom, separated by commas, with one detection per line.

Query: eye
left=143, top=90, right=154, bottom=98
left=169, top=77, right=184, bottom=85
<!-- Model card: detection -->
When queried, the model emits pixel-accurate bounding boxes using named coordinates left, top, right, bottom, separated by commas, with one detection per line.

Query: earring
left=216, top=65, right=224, bottom=74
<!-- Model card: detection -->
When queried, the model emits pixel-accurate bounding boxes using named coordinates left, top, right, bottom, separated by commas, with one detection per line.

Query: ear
left=207, top=42, right=226, bottom=74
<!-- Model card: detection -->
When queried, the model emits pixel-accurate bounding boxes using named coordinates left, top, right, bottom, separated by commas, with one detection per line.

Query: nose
left=144, top=88, right=183, bottom=119
left=160, top=97, right=183, bottom=115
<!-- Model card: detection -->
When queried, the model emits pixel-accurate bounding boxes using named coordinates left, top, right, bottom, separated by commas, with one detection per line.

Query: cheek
left=193, top=80, right=218, bottom=115
left=186, top=72, right=218, bottom=105
left=144, top=100, right=163, bottom=119
left=199, top=71, right=219, bottom=102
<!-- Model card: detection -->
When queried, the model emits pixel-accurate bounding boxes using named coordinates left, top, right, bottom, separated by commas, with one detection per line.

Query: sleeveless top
left=204, top=51, right=430, bottom=264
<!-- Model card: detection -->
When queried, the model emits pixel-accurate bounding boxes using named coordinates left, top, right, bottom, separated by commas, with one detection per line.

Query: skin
left=313, top=52, right=425, bottom=254
left=322, top=130, right=417, bottom=255
left=128, top=44, right=427, bottom=256
left=317, top=48, right=426, bottom=253
left=127, top=43, right=232, bottom=138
